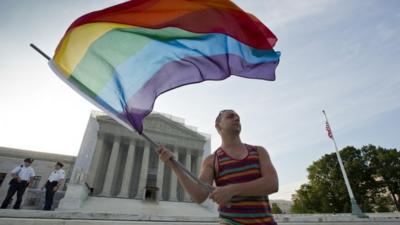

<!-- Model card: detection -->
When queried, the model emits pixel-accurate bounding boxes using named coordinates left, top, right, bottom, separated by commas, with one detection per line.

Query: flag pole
left=30, top=43, right=214, bottom=194
left=322, top=110, right=367, bottom=218
left=30, top=43, right=51, bottom=60
left=140, top=133, right=214, bottom=192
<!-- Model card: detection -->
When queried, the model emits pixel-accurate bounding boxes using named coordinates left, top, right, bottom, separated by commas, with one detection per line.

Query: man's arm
left=27, top=169, right=35, bottom=188
left=54, top=179, right=65, bottom=192
left=54, top=170, right=66, bottom=191
left=209, top=146, right=278, bottom=205
left=158, top=146, right=214, bottom=203
left=10, top=166, right=21, bottom=181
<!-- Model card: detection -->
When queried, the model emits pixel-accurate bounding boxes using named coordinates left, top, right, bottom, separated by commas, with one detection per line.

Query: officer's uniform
left=43, top=168, right=65, bottom=210
left=1, top=164, right=35, bottom=209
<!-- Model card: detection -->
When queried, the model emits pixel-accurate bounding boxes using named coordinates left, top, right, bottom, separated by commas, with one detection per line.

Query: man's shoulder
left=14, top=165, right=23, bottom=169
left=246, top=144, right=269, bottom=155
left=245, top=144, right=266, bottom=151
left=203, top=154, right=214, bottom=163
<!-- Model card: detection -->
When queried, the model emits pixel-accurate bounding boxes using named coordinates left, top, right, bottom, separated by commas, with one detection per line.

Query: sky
left=0, top=0, right=399, bottom=201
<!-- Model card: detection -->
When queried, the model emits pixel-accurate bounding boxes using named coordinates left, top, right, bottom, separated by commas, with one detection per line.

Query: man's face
left=24, top=161, right=32, bottom=167
left=55, top=164, right=61, bottom=170
left=216, top=110, right=241, bottom=134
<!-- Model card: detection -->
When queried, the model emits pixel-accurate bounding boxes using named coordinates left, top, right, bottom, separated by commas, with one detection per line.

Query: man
left=158, top=110, right=279, bottom=225
left=1, top=158, right=35, bottom=209
left=42, top=161, right=65, bottom=210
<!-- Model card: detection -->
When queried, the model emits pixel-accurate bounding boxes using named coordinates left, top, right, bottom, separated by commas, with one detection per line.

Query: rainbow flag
left=51, top=0, right=280, bottom=133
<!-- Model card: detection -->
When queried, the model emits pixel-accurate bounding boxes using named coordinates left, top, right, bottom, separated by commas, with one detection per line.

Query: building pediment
left=143, top=114, right=205, bottom=142
left=95, top=112, right=207, bottom=149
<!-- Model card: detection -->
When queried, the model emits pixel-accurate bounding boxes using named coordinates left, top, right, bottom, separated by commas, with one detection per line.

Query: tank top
left=214, top=144, right=277, bottom=225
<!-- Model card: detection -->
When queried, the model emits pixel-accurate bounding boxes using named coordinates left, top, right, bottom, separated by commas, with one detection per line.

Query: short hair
left=215, top=109, right=233, bottom=125
left=24, top=158, right=34, bottom=163
left=56, top=162, right=64, bottom=168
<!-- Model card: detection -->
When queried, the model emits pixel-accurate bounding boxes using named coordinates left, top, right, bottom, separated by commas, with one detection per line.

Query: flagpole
left=322, top=110, right=367, bottom=218
left=140, top=133, right=214, bottom=192
left=30, top=43, right=214, bottom=194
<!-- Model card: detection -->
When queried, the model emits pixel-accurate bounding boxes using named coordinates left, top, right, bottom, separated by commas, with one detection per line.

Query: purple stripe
left=122, top=54, right=278, bottom=133
left=222, top=206, right=270, bottom=211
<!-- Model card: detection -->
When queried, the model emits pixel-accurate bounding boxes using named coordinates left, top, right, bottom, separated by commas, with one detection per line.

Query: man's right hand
left=157, top=146, right=174, bottom=167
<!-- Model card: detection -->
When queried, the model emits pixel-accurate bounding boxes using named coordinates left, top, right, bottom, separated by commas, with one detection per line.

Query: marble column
left=100, top=136, right=120, bottom=196
left=137, top=141, right=150, bottom=199
left=117, top=140, right=136, bottom=198
left=184, top=150, right=192, bottom=201
left=169, top=150, right=179, bottom=201
left=86, top=134, right=105, bottom=187
left=155, top=151, right=165, bottom=200
left=196, top=153, right=202, bottom=176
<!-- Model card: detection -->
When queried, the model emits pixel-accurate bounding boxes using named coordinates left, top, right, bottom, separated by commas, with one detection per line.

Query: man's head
left=24, top=158, right=34, bottom=167
left=215, top=109, right=241, bottom=135
left=55, top=162, right=64, bottom=170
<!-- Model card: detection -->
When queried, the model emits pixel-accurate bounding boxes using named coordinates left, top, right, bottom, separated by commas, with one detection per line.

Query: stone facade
left=57, top=111, right=209, bottom=211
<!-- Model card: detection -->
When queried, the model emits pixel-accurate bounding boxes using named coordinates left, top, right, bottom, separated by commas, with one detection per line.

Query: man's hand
left=16, top=176, right=21, bottom=183
left=53, top=186, right=58, bottom=192
left=209, top=185, right=236, bottom=207
left=157, top=146, right=174, bottom=167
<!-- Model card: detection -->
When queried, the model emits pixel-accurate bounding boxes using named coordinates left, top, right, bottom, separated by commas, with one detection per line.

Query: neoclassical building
left=80, top=111, right=208, bottom=201
left=57, top=111, right=214, bottom=213
left=0, top=111, right=214, bottom=214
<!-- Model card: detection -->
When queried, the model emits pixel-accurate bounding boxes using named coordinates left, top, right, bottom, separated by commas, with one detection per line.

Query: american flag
left=325, top=121, right=334, bottom=139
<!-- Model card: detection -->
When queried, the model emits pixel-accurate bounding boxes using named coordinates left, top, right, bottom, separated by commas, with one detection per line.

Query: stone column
left=156, top=157, right=165, bottom=201
left=100, top=136, right=120, bottom=196
left=184, top=150, right=192, bottom=201
left=86, top=134, right=105, bottom=187
left=117, top=140, right=136, bottom=198
left=169, top=150, right=179, bottom=201
left=196, top=153, right=203, bottom=176
left=137, top=141, right=150, bottom=199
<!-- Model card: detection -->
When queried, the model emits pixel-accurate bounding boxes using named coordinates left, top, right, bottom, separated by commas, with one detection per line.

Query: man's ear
left=215, top=123, right=221, bottom=132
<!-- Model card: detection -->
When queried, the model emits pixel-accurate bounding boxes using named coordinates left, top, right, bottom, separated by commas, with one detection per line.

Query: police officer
left=42, top=161, right=65, bottom=210
left=1, top=158, right=35, bottom=209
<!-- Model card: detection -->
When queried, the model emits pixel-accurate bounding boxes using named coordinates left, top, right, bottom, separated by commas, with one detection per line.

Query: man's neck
left=220, top=134, right=245, bottom=154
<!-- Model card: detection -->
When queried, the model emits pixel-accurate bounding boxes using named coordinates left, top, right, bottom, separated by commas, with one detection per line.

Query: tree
left=363, top=145, right=400, bottom=211
left=271, top=202, right=283, bottom=214
left=291, top=145, right=399, bottom=213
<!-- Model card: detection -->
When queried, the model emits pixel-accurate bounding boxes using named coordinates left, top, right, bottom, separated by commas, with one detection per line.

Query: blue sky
left=0, top=0, right=399, bottom=200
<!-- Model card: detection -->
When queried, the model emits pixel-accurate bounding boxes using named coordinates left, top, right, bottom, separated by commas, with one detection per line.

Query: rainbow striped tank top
left=214, top=144, right=277, bottom=225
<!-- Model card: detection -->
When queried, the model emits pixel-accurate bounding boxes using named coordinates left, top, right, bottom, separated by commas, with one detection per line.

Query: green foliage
left=271, top=202, right=283, bottom=214
left=291, top=145, right=399, bottom=213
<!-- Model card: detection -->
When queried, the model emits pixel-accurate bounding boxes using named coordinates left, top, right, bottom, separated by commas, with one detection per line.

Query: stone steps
left=1, top=217, right=400, bottom=225
left=0, top=210, right=399, bottom=225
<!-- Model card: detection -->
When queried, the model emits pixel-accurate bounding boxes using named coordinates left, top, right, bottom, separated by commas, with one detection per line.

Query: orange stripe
left=218, top=169, right=259, bottom=181
left=230, top=201, right=269, bottom=207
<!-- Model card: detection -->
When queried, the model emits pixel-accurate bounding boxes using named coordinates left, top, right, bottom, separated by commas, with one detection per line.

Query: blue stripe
left=96, top=27, right=280, bottom=113
left=219, top=164, right=260, bottom=176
